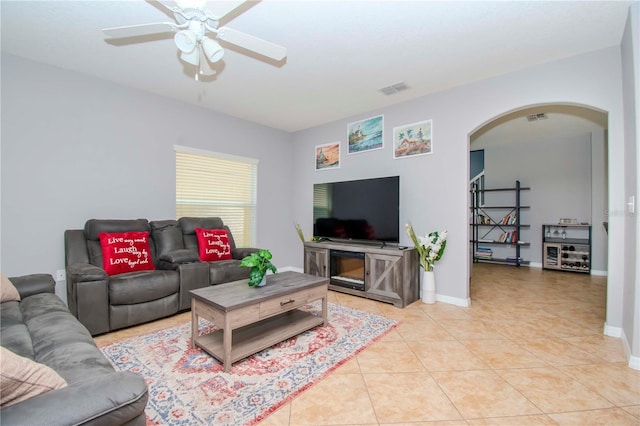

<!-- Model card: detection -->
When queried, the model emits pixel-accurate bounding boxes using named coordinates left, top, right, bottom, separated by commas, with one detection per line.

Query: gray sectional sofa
left=65, top=217, right=259, bottom=336
left=0, top=274, right=148, bottom=425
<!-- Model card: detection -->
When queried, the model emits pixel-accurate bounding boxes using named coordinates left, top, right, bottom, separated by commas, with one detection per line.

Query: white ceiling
left=0, top=1, right=631, bottom=133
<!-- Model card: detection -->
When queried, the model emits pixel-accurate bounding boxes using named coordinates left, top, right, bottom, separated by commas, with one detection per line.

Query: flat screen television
left=313, top=176, right=400, bottom=243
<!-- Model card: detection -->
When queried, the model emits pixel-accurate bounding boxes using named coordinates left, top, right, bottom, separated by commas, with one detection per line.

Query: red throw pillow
left=99, top=232, right=155, bottom=276
left=195, top=228, right=232, bottom=261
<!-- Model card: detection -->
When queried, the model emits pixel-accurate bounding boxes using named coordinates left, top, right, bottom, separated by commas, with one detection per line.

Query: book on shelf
left=506, top=256, right=523, bottom=263
left=475, top=247, right=493, bottom=259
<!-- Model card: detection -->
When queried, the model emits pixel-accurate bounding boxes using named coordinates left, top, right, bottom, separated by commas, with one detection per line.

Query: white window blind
left=313, top=183, right=332, bottom=222
left=175, top=146, right=258, bottom=247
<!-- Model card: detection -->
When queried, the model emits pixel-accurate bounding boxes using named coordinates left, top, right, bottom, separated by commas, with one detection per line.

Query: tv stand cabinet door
left=304, top=246, right=329, bottom=277
left=365, top=252, right=405, bottom=307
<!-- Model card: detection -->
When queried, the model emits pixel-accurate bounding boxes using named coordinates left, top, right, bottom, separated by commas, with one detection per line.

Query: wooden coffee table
left=190, top=271, right=329, bottom=372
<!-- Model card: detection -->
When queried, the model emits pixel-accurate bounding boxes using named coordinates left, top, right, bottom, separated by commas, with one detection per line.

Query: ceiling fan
left=103, top=0, right=287, bottom=79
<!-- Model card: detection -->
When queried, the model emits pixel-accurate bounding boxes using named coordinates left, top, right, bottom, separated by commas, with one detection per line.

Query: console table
left=303, top=241, right=419, bottom=307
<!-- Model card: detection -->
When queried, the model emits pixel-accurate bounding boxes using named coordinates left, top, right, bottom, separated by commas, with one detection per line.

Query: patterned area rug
left=100, top=302, right=398, bottom=425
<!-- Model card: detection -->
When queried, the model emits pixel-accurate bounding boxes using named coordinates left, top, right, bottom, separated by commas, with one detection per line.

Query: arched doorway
left=468, top=103, right=609, bottom=315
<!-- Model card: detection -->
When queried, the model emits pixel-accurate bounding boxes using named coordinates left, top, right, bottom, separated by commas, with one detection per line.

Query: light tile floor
left=94, top=264, right=640, bottom=425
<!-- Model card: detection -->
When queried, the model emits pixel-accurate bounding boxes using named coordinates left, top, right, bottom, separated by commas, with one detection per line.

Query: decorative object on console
left=393, top=119, right=433, bottom=159
left=406, top=224, right=447, bottom=304
left=315, top=142, right=340, bottom=170
left=102, top=1, right=287, bottom=80
left=98, top=231, right=155, bottom=276
left=194, top=227, right=232, bottom=261
left=240, top=249, right=277, bottom=287
left=347, top=115, right=384, bottom=154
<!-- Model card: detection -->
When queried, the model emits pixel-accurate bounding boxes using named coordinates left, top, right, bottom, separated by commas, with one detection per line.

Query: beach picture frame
left=315, top=142, right=340, bottom=171
left=393, top=119, right=433, bottom=159
left=347, top=115, right=384, bottom=154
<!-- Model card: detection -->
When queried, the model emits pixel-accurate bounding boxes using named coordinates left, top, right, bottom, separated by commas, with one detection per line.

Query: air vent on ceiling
left=379, top=81, right=409, bottom=95
left=527, top=113, right=548, bottom=122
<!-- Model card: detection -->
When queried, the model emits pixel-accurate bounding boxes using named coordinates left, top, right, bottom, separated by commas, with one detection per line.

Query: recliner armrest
left=159, top=249, right=199, bottom=264
left=9, top=274, right=55, bottom=299
left=0, top=372, right=148, bottom=426
left=67, top=263, right=108, bottom=281
left=233, top=247, right=260, bottom=260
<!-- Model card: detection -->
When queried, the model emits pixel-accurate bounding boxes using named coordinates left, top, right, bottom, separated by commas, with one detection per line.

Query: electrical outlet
left=56, top=269, right=66, bottom=282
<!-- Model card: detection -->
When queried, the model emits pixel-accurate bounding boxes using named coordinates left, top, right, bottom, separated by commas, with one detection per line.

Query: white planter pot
left=256, top=274, right=267, bottom=287
left=421, top=270, right=436, bottom=304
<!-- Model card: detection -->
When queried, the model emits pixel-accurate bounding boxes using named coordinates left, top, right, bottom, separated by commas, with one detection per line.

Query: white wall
left=621, top=2, right=640, bottom=366
left=0, top=54, right=299, bottom=300
left=291, top=46, right=629, bottom=334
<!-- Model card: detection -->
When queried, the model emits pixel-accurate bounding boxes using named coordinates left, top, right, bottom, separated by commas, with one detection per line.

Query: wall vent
left=379, top=81, right=409, bottom=95
left=527, top=113, right=548, bottom=121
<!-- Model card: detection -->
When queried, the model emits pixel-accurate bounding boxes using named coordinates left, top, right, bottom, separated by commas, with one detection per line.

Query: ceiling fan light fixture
left=202, top=37, right=224, bottom=63
left=180, top=48, right=200, bottom=66
left=174, top=30, right=197, bottom=53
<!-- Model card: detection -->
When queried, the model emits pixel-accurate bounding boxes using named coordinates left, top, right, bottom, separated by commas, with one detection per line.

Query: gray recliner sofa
left=65, top=217, right=259, bottom=336
left=0, top=273, right=148, bottom=425
left=153, top=217, right=259, bottom=288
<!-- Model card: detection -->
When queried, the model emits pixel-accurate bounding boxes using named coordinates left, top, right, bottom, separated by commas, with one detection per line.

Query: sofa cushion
left=195, top=228, right=233, bottom=261
left=0, top=346, right=68, bottom=407
left=150, top=220, right=184, bottom=258
left=108, top=270, right=179, bottom=305
left=0, top=301, right=34, bottom=359
left=1, top=274, right=20, bottom=302
left=85, top=219, right=157, bottom=268
left=99, top=232, right=155, bottom=276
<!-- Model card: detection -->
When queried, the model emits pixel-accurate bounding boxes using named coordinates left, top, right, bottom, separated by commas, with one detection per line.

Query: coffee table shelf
left=194, top=310, right=324, bottom=365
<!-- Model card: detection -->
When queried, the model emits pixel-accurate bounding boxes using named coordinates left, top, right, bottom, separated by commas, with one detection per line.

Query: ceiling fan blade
left=152, top=1, right=182, bottom=15
left=103, top=22, right=176, bottom=38
left=217, top=27, right=286, bottom=61
left=205, top=1, right=250, bottom=20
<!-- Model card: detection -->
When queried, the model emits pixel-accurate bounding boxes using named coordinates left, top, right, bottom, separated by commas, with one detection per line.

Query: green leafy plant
left=240, top=249, right=278, bottom=286
left=406, top=224, right=448, bottom=271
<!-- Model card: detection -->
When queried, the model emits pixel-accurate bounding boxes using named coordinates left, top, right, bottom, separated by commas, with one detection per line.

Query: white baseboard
left=604, top=323, right=622, bottom=337
left=436, top=294, right=471, bottom=307
left=590, top=269, right=608, bottom=276
left=529, top=262, right=542, bottom=269
left=278, top=266, right=304, bottom=273
left=621, top=329, right=640, bottom=371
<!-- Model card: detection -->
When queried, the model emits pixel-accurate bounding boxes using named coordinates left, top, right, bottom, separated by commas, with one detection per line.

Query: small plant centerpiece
left=406, top=224, right=447, bottom=304
left=240, top=249, right=277, bottom=287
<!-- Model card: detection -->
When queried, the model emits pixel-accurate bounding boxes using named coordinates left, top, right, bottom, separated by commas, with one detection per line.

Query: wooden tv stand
left=303, top=241, right=419, bottom=308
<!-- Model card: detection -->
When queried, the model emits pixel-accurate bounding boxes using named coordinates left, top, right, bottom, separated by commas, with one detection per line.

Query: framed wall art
left=347, top=115, right=384, bottom=154
left=315, top=142, right=340, bottom=171
left=393, top=119, right=432, bottom=159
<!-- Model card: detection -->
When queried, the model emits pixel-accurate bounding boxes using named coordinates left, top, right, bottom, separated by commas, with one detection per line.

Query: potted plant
left=240, top=249, right=277, bottom=287
left=406, top=224, right=447, bottom=304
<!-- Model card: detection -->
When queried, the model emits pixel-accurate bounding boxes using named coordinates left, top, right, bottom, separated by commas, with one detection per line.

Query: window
left=175, top=145, right=258, bottom=246
left=313, top=183, right=332, bottom=223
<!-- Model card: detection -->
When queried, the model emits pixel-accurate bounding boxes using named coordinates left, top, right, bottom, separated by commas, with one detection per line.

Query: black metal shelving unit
left=470, top=180, right=530, bottom=266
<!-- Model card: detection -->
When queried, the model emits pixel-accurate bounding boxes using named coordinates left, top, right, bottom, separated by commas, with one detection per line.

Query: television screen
left=313, top=176, right=400, bottom=243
